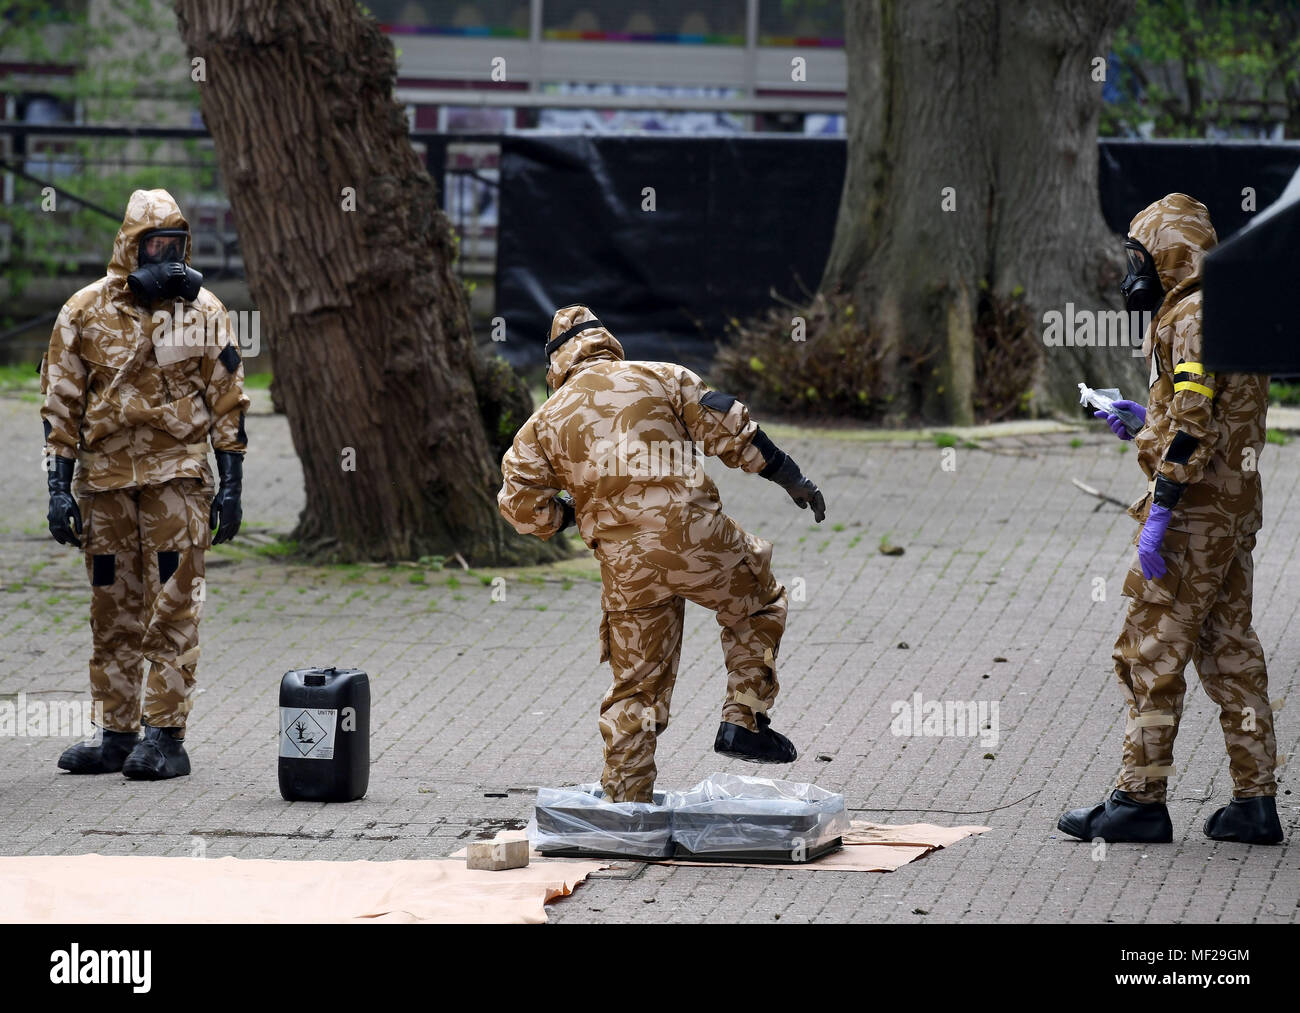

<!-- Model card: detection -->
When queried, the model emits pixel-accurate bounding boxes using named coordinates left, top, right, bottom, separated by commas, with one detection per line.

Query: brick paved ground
left=1, top=384, right=1296, bottom=923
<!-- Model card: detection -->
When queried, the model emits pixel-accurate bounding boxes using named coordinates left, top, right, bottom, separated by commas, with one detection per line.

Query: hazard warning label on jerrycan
left=279, top=707, right=337, bottom=760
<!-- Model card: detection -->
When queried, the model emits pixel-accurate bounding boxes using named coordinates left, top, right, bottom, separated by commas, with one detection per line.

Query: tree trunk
left=822, top=0, right=1144, bottom=423
left=173, top=0, right=565, bottom=565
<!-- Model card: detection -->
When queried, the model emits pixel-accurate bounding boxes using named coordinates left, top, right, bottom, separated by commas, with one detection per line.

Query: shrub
left=713, top=291, right=886, bottom=421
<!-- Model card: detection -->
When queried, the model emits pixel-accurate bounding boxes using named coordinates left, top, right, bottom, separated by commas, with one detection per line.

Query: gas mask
left=1120, top=236, right=1163, bottom=315
left=127, top=228, right=203, bottom=303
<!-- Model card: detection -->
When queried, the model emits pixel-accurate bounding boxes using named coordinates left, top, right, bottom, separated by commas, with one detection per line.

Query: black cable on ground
left=848, top=789, right=1042, bottom=816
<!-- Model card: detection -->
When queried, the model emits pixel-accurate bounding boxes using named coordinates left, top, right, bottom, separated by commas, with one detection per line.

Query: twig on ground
left=1071, top=477, right=1129, bottom=510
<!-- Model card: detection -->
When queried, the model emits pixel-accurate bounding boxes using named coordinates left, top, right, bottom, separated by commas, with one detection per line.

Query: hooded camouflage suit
left=1114, top=193, right=1276, bottom=802
left=499, top=306, right=790, bottom=802
left=40, top=189, right=249, bottom=735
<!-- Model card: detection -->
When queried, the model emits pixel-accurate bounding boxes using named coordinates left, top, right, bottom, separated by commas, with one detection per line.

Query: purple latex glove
left=1092, top=399, right=1146, bottom=441
left=1137, top=503, right=1172, bottom=580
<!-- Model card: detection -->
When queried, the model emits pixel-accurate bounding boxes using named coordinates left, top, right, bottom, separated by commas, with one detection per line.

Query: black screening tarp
left=1098, top=139, right=1300, bottom=241
left=496, top=135, right=845, bottom=368
left=495, top=136, right=1300, bottom=370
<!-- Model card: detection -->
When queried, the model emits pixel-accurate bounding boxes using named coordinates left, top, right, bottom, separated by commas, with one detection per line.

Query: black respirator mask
left=1120, top=236, right=1163, bottom=315
left=127, top=228, right=202, bottom=303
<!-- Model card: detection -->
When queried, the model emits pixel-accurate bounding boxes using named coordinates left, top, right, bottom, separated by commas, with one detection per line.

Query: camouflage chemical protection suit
left=40, top=189, right=248, bottom=775
left=498, top=306, right=826, bottom=802
left=1113, top=194, right=1276, bottom=806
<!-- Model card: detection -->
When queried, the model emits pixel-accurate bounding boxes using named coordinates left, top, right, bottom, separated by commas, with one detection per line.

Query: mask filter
left=1120, top=236, right=1163, bottom=315
left=127, top=261, right=203, bottom=303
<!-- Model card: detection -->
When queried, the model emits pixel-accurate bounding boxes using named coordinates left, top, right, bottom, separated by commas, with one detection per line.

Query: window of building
left=367, top=0, right=530, bottom=37
left=542, top=1, right=746, bottom=44
left=16, top=93, right=78, bottom=181
left=758, top=0, right=844, bottom=46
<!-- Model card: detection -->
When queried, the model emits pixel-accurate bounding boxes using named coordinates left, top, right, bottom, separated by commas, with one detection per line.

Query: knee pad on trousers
left=91, top=554, right=115, bottom=586
left=157, top=550, right=180, bottom=585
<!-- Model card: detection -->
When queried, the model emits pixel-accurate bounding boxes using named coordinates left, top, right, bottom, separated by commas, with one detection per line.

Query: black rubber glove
left=210, top=449, right=244, bottom=545
left=46, top=455, right=83, bottom=547
left=765, top=454, right=827, bottom=523
left=556, top=491, right=576, bottom=532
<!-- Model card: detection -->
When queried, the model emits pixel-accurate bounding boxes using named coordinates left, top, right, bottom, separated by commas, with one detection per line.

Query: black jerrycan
left=278, top=667, right=370, bottom=802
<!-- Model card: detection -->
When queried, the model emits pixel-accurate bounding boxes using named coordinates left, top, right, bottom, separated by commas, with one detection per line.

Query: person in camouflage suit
left=1060, top=194, right=1282, bottom=844
left=498, top=305, right=826, bottom=803
left=41, top=189, right=249, bottom=780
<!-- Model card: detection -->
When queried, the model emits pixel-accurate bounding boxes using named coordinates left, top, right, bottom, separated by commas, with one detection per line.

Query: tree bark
left=173, top=0, right=565, bottom=565
left=822, top=0, right=1144, bottom=423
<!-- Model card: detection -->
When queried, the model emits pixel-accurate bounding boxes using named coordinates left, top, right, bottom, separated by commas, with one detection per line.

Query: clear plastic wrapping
left=528, top=774, right=849, bottom=859
left=1078, top=383, right=1144, bottom=436
left=665, top=773, right=850, bottom=856
left=528, top=784, right=675, bottom=858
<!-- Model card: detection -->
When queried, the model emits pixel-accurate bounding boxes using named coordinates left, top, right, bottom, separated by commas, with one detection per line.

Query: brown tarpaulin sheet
left=0, top=853, right=608, bottom=924
left=1, top=821, right=988, bottom=923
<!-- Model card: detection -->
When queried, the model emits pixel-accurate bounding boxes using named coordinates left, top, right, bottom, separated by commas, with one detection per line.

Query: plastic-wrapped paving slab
left=536, top=837, right=843, bottom=864
left=672, top=837, right=843, bottom=864
left=534, top=799, right=671, bottom=837
left=671, top=810, right=835, bottom=837
left=531, top=787, right=675, bottom=859
left=529, top=776, right=851, bottom=863
left=536, top=845, right=664, bottom=861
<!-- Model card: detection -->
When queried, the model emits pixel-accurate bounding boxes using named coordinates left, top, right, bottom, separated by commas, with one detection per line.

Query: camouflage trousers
left=595, top=510, right=788, bottom=803
left=1114, top=529, right=1276, bottom=803
left=79, top=478, right=211, bottom=735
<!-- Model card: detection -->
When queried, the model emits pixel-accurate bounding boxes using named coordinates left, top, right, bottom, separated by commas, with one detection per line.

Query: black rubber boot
left=1057, top=789, right=1173, bottom=843
left=121, top=723, right=191, bottom=780
left=714, top=712, right=797, bottom=763
left=1203, top=796, right=1284, bottom=845
left=57, top=728, right=140, bottom=774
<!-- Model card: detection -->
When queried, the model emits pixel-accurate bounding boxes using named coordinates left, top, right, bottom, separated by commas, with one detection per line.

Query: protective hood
left=1128, top=192, right=1217, bottom=318
left=545, top=304, right=625, bottom=390
left=107, top=188, right=192, bottom=294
